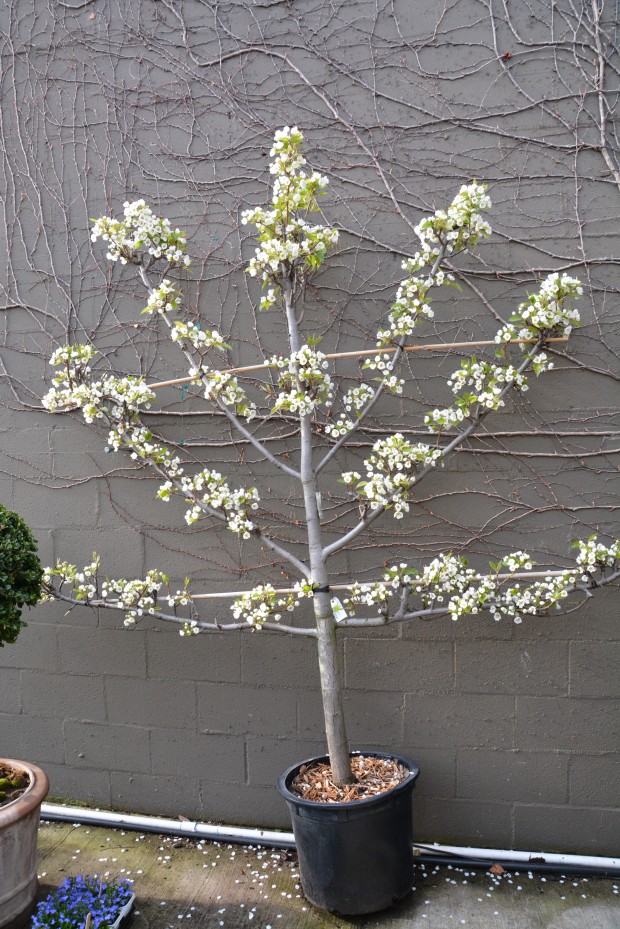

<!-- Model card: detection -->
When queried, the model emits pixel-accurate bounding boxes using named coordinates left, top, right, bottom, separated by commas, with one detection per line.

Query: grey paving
left=35, top=822, right=620, bottom=928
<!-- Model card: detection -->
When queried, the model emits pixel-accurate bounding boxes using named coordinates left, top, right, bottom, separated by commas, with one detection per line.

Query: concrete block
left=456, top=640, right=568, bottom=696
left=59, top=626, right=147, bottom=678
left=64, top=720, right=151, bottom=773
left=296, top=687, right=404, bottom=745
left=105, top=677, right=196, bottom=729
left=0, top=713, right=65, bottom=765
left=569, top=755, right=619, bottom=807
left=414, top=797, right=513, bottom=848
left=34, top=596, right=98, bottom=629
left=14, top=479, right=99, bottom=529
left=197, top=682, right=296, bottom=737
left=111, top=772, right=202, bottom=819
left=0, top=475, right=13, bottom=508
left=513, top=804, right=620, bottom=856
left=405, top=748, right=456, bottom=800
left=515, top=696, right=620, bottom=753
left=0, top=668, right=21, bottom=713
left=0, top=624, right=58, bottom=671
left=402, top=611, right=516, bottom=642
left=344, top=690, right=405, bottom=745
left=97, top=476, right=165, bottom=530
left=44, top=762, right=112, bottom=806
left=22, top=670, right=106, bottom=722
left=146, top=628, right=242, bottom=683
left=241, top=632, right=319, bottom=689
left=569, top=642, right=620, bottom=697
left=53, top=528, right=145, bottom=581
left=199, top=780, right=288, bottom=829
left=246, top=737, right=325, bottom=787
left=456, top=749, right=569, bottom=804
left=404, top=693, right=515, bottom=749
left=345, top=638, right=454, bottom=693
left=150, top=729, right=245, bottom=782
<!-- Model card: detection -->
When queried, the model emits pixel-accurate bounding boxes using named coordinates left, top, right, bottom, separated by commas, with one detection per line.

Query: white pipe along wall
left=40, top=803, right=620, bottom=872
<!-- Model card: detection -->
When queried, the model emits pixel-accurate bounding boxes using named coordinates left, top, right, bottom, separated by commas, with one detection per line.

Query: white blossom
left=343, top=434, right=442, bottom=518
left=230, top=580, right=314, bottom=628
left=270, top=345, right=333, bottom=415
left=91, top=200, right=191, bottom=267
left=242, top=128, right=339, bottom=304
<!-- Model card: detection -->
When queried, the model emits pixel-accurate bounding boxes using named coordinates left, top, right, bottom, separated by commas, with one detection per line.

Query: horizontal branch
left=49, top=591, right=317, bottom=637
left=147, top=338, right=569, bottom=390
left=332, top=568, right=620, bottom=628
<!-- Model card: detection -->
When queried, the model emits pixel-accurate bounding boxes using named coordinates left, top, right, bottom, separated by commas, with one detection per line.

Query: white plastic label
left=331, top=597, right=348, bottom=623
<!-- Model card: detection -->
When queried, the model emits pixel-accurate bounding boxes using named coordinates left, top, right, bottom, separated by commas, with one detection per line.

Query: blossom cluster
left=574, top=535, right=620, bottom=580
left=342, top=540, right=618, bottom=624
left=342, top=434, right=442, bottom=518
left=343, top=581, right=390, bottom=615
left=424, top=272, right=583, bottom=433
left=231, top=580, right=314, bottom=627
left=325, top=383, right=375, bottom=437
left=142, top=278, right=182, bottom=315
left=42, top=557, right=193, bottom=628
left=377, top=273, right=435, bottom=347
left=201, top=369, right=257, bottom=421
left=411, top=182, right=492, bottom=271
left=44, top=347, right=260, bottom=537
left=504, top=272, right=583, bottom=342
left=43, top=347, right=155, bottom=426
left=399, top=551, right=576, bottom=622
left=270, top=344, right=333, bottom=415
left=423, top=357, right=530, bottom=430
left=425, top=353, right=528, bottom=433
left=91, top=199, right=190, bottom=266
left=158, top=468, right=260, bottom=537
left=49, top=343, right=97, bottom=377
left=362, top=353, right=405, bottom=394
left=375, top=185, right=492, bottom=349
left=31, top=875, right=133, bottom=929
left=41, top=555, right=102, bottom=603
left=170, top=320, right=228, bottom=353
left=241, top=127, right=339, bottom=306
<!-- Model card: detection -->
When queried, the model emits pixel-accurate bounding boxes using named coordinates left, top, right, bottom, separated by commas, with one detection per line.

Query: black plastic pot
left=277, top=750, right=420, bottom=915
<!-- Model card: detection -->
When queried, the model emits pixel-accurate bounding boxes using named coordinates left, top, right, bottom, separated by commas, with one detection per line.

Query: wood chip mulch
left=0, top=763, right=29, bottom=809
left=290, top=755, right=409, bottom=803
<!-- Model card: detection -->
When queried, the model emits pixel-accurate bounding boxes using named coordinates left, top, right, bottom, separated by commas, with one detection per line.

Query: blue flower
left=31, top=875, right=133, bottom=928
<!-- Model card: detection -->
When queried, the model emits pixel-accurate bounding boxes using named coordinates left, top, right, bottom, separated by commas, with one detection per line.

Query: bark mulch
left=290, top=754, right=408, bottom=803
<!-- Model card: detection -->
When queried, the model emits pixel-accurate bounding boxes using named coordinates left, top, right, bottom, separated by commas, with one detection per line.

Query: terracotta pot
left=0, top=759, right=49, bottom=929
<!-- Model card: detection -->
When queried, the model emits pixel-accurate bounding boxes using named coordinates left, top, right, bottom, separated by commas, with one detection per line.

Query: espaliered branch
left=42, top=127, right=619, bottom=786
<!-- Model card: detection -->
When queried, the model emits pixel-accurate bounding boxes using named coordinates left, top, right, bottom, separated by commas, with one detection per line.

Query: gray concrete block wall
left=0, top=0, right=619, bottom=856
left=2, top=593, right=618, bottom=853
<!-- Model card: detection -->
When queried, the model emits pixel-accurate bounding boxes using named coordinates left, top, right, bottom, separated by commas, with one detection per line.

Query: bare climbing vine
left=0, top=0, right=618, bottom=595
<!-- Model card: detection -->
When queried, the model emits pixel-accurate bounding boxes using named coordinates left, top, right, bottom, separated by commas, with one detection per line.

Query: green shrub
left=0, top=503, right=43, bottom=646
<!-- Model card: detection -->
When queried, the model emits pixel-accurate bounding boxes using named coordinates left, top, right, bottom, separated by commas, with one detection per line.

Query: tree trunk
left=283, top=278, right=353, bottom=786
left=313, top=590, right=353, bottom=785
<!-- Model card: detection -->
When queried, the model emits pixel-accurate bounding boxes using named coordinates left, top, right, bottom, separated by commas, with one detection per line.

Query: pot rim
left=0, top=758, right=49, bottom=830
left=277, top=749, right=419, bottom=811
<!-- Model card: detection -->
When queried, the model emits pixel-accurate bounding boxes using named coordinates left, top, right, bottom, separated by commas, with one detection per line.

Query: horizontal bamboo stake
left=148, top=337, right=568, bottom=390
left=190, top=570, right=576, bottom=600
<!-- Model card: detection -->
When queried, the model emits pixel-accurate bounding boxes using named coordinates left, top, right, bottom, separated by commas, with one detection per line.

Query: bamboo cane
left=148, top=337, right=569, bottom=390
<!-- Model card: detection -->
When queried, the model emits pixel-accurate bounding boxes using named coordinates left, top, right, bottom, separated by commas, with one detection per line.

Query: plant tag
left=315, top=491, right=322, bottom=518
left=331, top=597, right=348, bottom=623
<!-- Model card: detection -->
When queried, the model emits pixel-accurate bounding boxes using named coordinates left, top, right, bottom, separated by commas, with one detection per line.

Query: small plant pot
left=277, top=750, right=419, bottom=915
left=109, top=893, right=135, bottom=929
left=0, top=759, right=49, bottom=929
